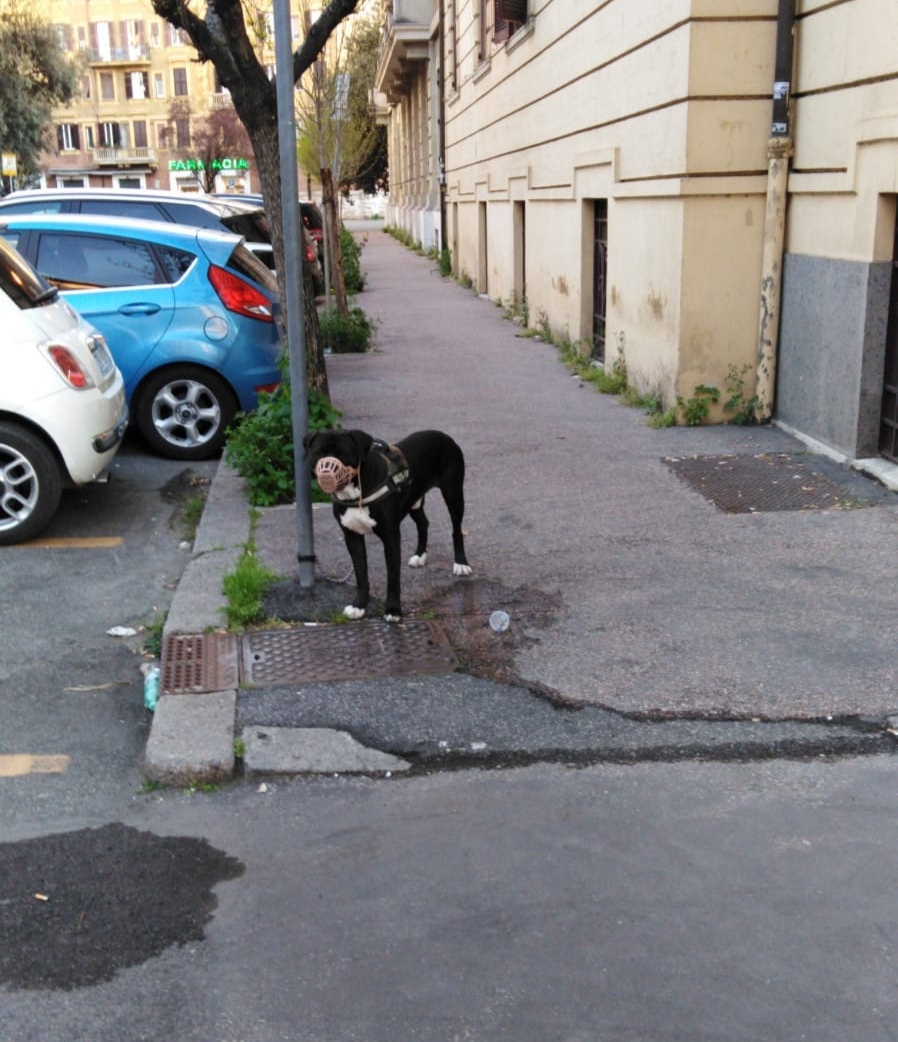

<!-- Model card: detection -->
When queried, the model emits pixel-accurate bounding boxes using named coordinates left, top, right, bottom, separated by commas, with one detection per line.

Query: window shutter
left=71, top=125, right=80, bottom=150
left=57, top=125, right=64, bottom=150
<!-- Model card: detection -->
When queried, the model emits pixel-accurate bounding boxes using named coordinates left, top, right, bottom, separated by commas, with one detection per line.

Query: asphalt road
left=3, top=434, right=898, bottom=1041
left=0, top=431, right=218, bottom=824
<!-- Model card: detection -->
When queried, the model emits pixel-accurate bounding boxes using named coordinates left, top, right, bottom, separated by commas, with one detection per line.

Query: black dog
left=303, top=429, right=472, bottom=621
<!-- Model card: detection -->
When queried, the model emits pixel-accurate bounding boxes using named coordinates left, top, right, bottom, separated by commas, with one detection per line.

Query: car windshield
left=0, top=236, right=58, bottom=308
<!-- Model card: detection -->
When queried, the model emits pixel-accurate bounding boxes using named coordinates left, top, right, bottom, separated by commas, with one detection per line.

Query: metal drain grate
left=161, top=632, right=240, bottom=694
left=665, top=453, right=871, bottom=513
left=241, top=620, right=458, bottom=686
left=161, top=621, right=459, bottom=693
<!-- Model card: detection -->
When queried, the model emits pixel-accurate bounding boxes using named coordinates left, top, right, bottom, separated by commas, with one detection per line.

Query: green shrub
left=341, top=226, right=366, bottom=293
left=226, top=382, right=342, bottom=507
left=320, top=305, right=375, bottom=354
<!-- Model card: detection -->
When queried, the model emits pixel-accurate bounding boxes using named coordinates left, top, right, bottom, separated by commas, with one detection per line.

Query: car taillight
left=208, top=265, right=274, bottom=323
left=47, top=345, right=94, bottom=389
left=306, top=242, right=317, bottom=264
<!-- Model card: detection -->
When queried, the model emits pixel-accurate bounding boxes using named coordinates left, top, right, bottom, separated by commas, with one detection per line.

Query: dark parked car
left=216, top=193, right=324, bottom=260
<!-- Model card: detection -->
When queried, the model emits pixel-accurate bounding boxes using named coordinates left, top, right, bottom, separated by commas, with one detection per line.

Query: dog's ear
left=301, top=431, right=322, bottom=459
left=348, top=430, right=374, bottom=461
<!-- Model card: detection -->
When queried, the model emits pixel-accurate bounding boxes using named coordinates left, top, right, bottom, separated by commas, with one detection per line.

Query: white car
left=0, top=236, right=127, bottom=545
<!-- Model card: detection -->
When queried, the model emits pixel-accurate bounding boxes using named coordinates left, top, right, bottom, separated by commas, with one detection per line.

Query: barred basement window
left=493, top=0, right=527, bottom=42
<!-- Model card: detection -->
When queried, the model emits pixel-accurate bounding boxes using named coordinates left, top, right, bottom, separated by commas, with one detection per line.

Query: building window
left=57, top=124, right=81, bottom=151
left=90, top=20, right=115, bottom=61
left=80, top=75, right=91, bottom=100
left=53, top=25, right=73, bottom=51
left=133, top=121, right=148, bottom=148
left=100, top=72, right=115, bottom=100
left=99, top=121, right=125, bottom=148
left=150, top=22, right=160, bottom=48
left=494, top=0, right=527, bottom=42
left=173, top=68, right=188, bottom=97
left=175, top=118, right=190, bottom=148
left=154, top=73, right=164, bottom=99
left=168, top=24, right=187, bottom=46
left=84, top=126, right=94, bottom=149
left=125, top=71, right=149, bottom=100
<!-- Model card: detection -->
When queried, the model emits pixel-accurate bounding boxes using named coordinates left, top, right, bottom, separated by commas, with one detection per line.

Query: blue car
left=0, top=213, right=281, bottom=460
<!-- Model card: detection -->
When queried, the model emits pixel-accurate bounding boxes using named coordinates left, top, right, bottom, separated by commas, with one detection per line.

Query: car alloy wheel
left=0, top=423, right=63, bottom=545
left=136, top=366, right=237, bottom=461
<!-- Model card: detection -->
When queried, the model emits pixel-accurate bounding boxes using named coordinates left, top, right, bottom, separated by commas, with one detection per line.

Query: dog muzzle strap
left=314, top=456, right=358, bottom=494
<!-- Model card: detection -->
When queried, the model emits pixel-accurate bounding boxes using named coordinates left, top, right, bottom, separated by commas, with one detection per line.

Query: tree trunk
left=237, top=104, right=328, bottom=397
left=320, top=167, right=348, bottom=317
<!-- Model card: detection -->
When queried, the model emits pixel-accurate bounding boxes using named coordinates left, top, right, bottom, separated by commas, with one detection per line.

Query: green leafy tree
left=0, top=0, right=80, bottom=190
left=149, top=0, right=364, bottom=397
left=296, top=1, right=381, bottom=316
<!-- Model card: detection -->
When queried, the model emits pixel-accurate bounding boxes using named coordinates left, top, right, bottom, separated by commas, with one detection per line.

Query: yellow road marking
left=20, top=536, right=123, bottom=549
left=0, top=754, right=70, bottom=777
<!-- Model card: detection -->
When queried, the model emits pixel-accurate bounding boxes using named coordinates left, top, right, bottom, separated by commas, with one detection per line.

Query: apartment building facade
left=375, top=0, right=898, bottom=463
left=38, top=0, right=271, bottom=195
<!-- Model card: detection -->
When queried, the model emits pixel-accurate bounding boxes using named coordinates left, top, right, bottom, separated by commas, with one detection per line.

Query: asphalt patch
left=0, top=822, right=244, bottom=991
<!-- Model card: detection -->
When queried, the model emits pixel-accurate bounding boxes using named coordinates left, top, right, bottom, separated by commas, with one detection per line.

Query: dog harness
left=319, top=440, right=413, bottom=507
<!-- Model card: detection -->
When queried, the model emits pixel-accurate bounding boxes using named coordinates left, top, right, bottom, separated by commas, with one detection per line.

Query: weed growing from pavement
left=222, top=514, right=282, bottom=630
left=141, top=611, right=167, bottom=658
left=181, top=492, right=207, bottom=541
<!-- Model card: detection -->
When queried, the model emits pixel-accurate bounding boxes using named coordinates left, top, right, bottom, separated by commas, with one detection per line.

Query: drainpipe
left=437, top=0, right=448, bottom=257
left=754, top=0, right=796, bottom=421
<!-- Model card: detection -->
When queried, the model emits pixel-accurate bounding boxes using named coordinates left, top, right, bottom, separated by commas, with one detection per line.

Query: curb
left=145, top=457, right=247, bottom=786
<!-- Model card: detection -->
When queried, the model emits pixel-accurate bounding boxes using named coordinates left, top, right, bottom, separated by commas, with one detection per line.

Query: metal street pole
left=273, top=0, right=315, bottom=587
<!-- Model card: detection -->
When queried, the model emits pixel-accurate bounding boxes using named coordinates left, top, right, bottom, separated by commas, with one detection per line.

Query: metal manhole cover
left=664, top=453, right=872, bottom=513
left=241, top=620, right=458, bottom=686
left=161, top=632, right=240, bottom=694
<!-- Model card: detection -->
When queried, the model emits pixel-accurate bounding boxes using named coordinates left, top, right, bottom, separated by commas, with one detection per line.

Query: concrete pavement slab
left=242, top=725, right=411, bottom=777
left=144, top=690, right=236, bottom=786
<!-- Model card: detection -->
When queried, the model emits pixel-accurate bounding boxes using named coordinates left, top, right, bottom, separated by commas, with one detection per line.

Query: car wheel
left=0, top=423, right=63, bottom=546
left=136, top=366, right=237, bottom=461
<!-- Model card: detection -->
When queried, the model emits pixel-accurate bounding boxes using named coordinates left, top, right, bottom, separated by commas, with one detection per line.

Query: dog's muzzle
left=314, top=456, right=359, bottom=494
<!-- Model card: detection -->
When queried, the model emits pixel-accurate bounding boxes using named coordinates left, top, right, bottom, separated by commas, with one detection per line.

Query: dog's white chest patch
left=341, top=506, right=377, bottom=536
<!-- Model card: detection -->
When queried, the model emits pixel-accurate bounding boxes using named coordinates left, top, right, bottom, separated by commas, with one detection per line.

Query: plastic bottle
left=143, top=665, right=160, bottom=712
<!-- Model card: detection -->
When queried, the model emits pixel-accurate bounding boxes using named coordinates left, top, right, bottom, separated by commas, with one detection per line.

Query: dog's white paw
left=343, top=605, right=366, bottom=620
left=408, top=552, right=428, bottom=568
left=453, top=563, right=473, bottom=576
left=383, top=613, right=402, bottom=623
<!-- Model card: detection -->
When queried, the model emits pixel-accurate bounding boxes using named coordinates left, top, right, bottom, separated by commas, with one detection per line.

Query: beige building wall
left=442, top=1, right=778, bottom=413
left=375, top=0, right=898, bottom=454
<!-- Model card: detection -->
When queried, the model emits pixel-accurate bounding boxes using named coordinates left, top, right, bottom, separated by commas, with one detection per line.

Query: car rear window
left=160, top=200, right=225, bottom=230
left=0, top=236, right=58, bottom=308
left=78, top=198, right=167, bottom=222
left=220, top=208, right=271, bottom=245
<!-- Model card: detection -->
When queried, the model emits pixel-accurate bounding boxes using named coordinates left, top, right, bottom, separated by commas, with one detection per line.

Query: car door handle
left=118, top=303, right=161, bottom=315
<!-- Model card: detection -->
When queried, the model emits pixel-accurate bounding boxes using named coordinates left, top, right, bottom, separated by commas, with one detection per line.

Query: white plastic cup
left=489, top=610, right=510, bottom=633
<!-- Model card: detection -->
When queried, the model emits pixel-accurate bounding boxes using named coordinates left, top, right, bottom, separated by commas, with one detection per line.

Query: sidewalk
left=145, top=226, right=898, bottom=784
